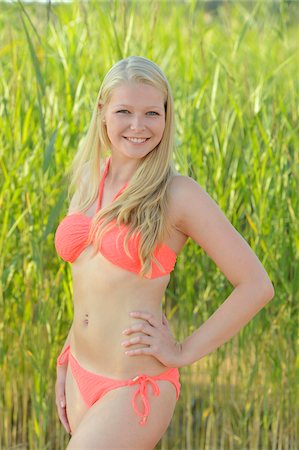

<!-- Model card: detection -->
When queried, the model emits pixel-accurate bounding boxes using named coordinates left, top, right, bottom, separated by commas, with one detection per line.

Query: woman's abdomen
left=70, top=293, right=168, bottom=379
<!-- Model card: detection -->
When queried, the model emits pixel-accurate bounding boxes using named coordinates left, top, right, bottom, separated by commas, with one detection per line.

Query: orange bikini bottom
left=57, top=345, right=181, bottom=426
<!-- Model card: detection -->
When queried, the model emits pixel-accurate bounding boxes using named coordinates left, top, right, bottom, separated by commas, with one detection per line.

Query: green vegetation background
left=0, top=0, right=298, bottom=449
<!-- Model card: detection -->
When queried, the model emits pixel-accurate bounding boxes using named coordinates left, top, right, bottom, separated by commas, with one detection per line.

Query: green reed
left=0, top=0, right=298, bottom=449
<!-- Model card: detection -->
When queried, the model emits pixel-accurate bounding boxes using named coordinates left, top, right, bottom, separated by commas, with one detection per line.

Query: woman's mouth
left=123, top=137, right=150, bottom=145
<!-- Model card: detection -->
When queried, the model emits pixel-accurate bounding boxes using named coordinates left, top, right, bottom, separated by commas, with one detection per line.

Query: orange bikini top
left=54, top=157, right=177, bottom=279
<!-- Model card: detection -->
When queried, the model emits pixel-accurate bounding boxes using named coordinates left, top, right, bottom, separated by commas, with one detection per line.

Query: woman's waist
left=70, top=318, right=168, bottom=378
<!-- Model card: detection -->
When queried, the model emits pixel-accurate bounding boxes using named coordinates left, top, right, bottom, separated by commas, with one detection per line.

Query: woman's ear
left=97, top=103, right=106, bottom=123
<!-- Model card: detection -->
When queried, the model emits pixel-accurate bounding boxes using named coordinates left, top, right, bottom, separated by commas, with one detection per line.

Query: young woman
left=54, top=56, right=274, bottom=449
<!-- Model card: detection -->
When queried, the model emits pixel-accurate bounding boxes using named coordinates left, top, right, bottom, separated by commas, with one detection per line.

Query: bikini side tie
left=128, top=374, right=160, bottom=426
left=56, top=345, right=70, bottom=366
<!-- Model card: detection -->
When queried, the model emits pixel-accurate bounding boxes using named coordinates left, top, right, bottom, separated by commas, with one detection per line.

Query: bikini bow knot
left=128, top=374, right=160, bottom=425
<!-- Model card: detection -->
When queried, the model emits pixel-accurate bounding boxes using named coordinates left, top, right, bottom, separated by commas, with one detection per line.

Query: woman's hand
left=121, top=311, right=185, bottom=368
left=55, top=365, right=72, bottom=435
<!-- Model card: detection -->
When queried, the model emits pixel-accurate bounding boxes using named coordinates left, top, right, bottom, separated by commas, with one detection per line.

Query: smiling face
left=101, top=82, right=166, bottom=160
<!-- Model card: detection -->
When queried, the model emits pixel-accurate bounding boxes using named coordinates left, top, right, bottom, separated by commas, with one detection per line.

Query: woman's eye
left=116, top=110, right=159, bottom=116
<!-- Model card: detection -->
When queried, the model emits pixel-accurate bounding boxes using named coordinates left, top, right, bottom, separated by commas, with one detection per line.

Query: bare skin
left=64, top=163, right=188, bottom=448
left=57, top=160, right=274, bottom=448
left=57, top=80, right=274, bottom=448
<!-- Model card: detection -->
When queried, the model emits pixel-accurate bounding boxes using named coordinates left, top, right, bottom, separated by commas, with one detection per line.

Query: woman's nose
left=130, top=115, right=145, bottom=130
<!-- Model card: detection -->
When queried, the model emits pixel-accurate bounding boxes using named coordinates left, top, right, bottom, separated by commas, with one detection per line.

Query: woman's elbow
left=262, top=278, right=275, bottom=302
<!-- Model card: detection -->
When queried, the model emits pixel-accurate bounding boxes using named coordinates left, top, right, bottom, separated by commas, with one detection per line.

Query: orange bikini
left=57, top=345, right=180, bottom=427
left=54, top=156, right=177, bottom=278
left=55, top=156, right=180, bottom=427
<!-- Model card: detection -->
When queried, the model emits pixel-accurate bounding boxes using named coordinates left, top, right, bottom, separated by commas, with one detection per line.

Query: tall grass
left=0, top=0, right=298, bottom=448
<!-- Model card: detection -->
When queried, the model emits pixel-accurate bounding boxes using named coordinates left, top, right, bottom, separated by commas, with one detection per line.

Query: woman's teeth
left=125, top=137, right=149, bottom=144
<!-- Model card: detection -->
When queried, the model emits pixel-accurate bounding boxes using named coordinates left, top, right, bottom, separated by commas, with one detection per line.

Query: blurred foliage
left=0, top=0, right=298, bottom=448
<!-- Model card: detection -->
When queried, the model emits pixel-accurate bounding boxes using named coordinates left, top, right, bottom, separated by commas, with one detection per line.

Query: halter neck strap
left=96, top=156, right=129, bottom=212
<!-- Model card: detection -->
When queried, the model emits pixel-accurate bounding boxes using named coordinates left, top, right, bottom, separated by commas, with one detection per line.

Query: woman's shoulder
left=168, top=173, right=209, bottom=203
left=167, top=174, right=211, bottom=232
left=167, top=173, right=206, bottom=201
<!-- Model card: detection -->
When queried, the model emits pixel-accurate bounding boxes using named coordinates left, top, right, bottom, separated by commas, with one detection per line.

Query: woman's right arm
left=55, top=323, right=73, bottom=434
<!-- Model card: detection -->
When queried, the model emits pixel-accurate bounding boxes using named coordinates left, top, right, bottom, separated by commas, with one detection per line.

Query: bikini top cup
left=54, top=157, right=177, bottom=279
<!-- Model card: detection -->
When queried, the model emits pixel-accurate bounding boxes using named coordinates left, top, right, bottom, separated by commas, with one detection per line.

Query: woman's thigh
left=66, top=380, right=177, bottom=450
left=65, top=362, right=89, bottom=434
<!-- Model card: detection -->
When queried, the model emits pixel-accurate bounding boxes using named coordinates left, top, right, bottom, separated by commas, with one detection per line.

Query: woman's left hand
left=121, top=311, right=184, bottom=368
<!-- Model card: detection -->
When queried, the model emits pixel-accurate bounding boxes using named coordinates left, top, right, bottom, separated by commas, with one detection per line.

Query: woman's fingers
left=122, top=321, right=156, bottom=336
left=121, top=334, right=153, bottom=347
left=55, top=378, right=72, bottom=434
left=124, top=346, right=154, bottom=356
left=57, top=400, right=71, bottom=433
left=128, top=311, right=159, bottom=328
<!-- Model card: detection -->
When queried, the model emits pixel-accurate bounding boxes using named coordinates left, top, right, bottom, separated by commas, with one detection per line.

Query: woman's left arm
left=175, top=176, right=275, bottom=366
left=122, top=176, right=274, bottom=368
left=178, top=277, right=274, bottom=367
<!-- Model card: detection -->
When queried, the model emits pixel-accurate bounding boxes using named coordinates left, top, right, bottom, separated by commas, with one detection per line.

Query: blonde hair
left=67, top=56, right=179, bottom=278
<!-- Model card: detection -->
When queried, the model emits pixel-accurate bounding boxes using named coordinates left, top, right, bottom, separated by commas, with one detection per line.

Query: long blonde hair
left=67, top=56, right=179, bottom=278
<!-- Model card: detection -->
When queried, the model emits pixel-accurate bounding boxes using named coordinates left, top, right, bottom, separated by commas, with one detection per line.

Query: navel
left=83, top=313, right=89, bottom=326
